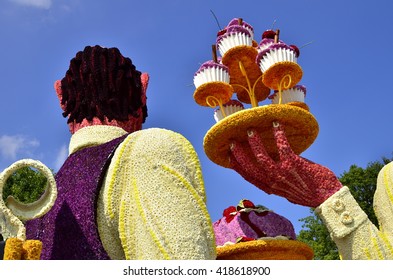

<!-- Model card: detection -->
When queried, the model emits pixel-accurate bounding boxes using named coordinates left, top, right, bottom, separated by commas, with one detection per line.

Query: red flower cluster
left=223, top=199, right=256, bottom=223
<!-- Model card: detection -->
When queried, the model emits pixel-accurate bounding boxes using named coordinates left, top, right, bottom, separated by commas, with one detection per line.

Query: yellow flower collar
left=69, top=125, right=128, bottom=155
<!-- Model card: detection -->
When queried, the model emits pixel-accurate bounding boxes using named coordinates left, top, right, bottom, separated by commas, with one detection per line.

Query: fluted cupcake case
left=269, top=85, right=310, bottom=111
left=213, top=100, right=244, bottom=122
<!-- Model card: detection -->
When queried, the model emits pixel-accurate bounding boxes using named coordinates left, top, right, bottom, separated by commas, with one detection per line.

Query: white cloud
left=0, top=135, right=40, bottom=160
left=54, top=144, right=68, bottom=171
left=9, top=0, right=52, bottom=9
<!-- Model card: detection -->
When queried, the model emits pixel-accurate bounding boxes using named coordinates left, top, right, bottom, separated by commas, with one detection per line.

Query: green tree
left=2, top=166, right=49, bottom=204
left=297, top=156, right=391, bottom=260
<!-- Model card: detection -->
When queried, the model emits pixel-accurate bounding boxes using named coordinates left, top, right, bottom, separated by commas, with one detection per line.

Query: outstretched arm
left=230, top=122, right=393, bottom=259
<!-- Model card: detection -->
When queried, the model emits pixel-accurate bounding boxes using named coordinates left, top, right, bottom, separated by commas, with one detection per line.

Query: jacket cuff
left=315, top=186, right=368, bottom=239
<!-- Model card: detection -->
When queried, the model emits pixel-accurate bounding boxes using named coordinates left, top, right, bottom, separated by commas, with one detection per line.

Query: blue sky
left=1, top=0, right=393, bottom=234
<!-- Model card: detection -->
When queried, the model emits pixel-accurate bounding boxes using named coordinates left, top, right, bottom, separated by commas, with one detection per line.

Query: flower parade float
left=193, top=17, right=323, bottom=259
left=194, top=17, right=393, bottom=260
left=1, top=18, right=392, bottom=261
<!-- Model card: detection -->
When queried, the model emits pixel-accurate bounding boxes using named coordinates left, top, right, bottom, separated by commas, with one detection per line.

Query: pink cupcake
left=227, top=18, right=254, bottom=38
left=255, top=33, right=302, bottom=90
left=256, top=42, right=299, bottom=73
left=213, top=99, right=244, bottom=122
left=216, top=20, right=254, bottom=57
left=193, top=59, right=230, bottom=89
left=269, top=85, right=306, bottom=104
left=258, top=29, right=283, bottom=53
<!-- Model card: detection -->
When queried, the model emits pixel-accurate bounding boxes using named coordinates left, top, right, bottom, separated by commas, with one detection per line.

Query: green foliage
left=298, top=209, right=339, bottom=260
left=297, top=156, right=392, bottom=260
left=2, top=166, right=49, bottom=204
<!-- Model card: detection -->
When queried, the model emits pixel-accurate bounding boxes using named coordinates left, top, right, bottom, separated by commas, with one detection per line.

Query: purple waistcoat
left=26, top=134, right=127, bottom=259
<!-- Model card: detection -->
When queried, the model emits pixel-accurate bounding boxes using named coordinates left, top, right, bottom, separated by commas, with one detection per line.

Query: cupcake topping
left=222, top=99, right=244, bottom=109
left=271, top=85, right=307, bottom=96
left=213, top=199, right=297, bottom=246
left=194, top=59, right=228, bottom=76
left=227, top=17, right=254, bottom=37
left=216, top=25, right=252, bottom=45
left=258, top=43, right=294, bottom=58
left=262, top=29, right=277, bottom=39
left=290, top=84, right=306, bottom=94
left=223, top=199, right=270, bottom=223
left=258, top=38, right=280, bottom=52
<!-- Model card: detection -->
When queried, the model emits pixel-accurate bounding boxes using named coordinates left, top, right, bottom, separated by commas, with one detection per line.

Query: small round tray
left=203, top=104, right=319, bottom=168
left=193, top=82, right=233, bottom=107
left=262, top=61, right=303, bottom=90
left=222, top=46, right=270, bottom=104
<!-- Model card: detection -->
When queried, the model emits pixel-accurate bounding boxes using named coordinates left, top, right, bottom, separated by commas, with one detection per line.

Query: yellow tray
left=204, top=104, right=319, bottom=168
left=216, top=239, right=314, bottom=260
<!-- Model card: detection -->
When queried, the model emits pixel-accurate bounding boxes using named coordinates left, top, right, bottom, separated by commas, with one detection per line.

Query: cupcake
left=213, top=100, right=244, bottom=122
left=258, top=29, right=283, bottom=53
left=257, top=43, right=298, bottom=72
left=269, top=85, right=309, bottom=111
left=216, top=24, right=253, bottom=57
left=269, top=85, right=306, bottom=103
left=258, top=38, right=275, bottom=53
left=193, top=59, right=233, bottom=107
left=218, top=19, right=270, bottom=104
left=227, top=18, right=254, bottom=38
left=193, top=59, right=230, bottom=88
left=213, top=199, right=313, bottom=260
left=256, top=36, right=303, bottom=90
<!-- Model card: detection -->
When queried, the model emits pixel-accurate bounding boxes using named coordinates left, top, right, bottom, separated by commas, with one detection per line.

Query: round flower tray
left=203, top=104, right=319, bottom=168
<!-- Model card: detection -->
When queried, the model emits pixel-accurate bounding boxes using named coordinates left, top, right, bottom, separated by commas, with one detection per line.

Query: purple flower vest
left=26, top=134, right=127, bottom=259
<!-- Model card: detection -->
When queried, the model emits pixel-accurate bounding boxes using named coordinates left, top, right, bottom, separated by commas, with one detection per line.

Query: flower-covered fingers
left=229, top=153, right=274, bottom=195
left=230, top=141, right=265, bottom=177
left=246, top=128, right=276, bottom=171
left=272, top=122, right=296, bottom=161
left=229, top=141, right=273, bottom=194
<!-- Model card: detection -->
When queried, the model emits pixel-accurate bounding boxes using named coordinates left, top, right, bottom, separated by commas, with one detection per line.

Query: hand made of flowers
left=229, top=123, right=341, bottom=208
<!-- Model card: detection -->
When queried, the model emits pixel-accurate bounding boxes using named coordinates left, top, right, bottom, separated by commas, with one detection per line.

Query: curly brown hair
left=59, top=45, right=147, bottom=124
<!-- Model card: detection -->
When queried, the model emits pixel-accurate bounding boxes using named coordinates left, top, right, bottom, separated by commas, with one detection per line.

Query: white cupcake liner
left=217, top=33, right=253, bottom=56
left=244, top=26, right=254, bottom=39
left=214, top=104, right=244, bottom=122
left=257, top=41, right=275, bottom=53
left=270, top=88, right=305, bottom=104
left=193, top=67, right=230, bottom=88
left=258, top=48, right=297, bottom=72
